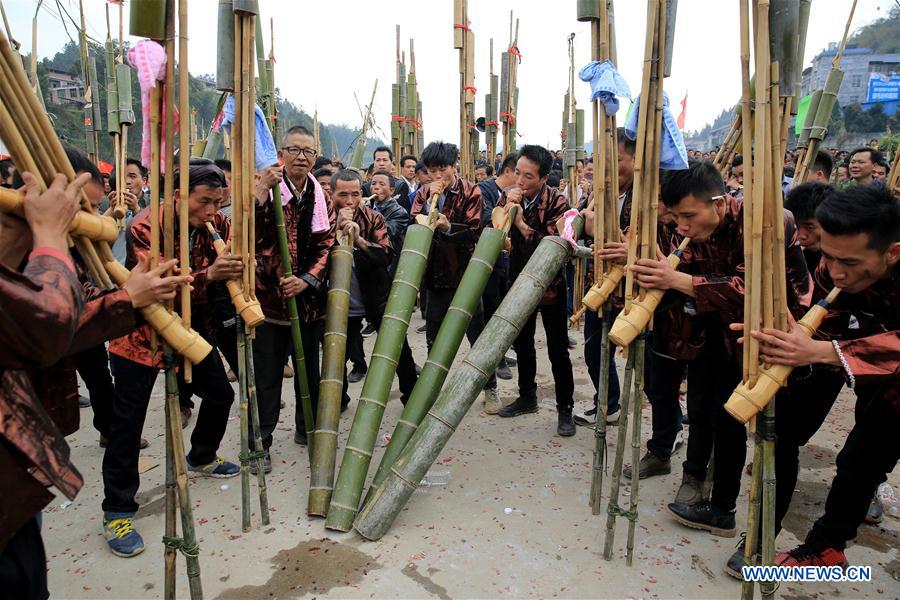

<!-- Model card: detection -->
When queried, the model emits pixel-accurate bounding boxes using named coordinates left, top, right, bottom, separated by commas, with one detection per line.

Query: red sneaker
left=775, top=544, right=849, bottom=569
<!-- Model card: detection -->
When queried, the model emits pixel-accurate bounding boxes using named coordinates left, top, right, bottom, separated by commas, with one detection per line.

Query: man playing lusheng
left=104, top=159, right=242, bottom=558
left=496, top=144, right=576, bottom=436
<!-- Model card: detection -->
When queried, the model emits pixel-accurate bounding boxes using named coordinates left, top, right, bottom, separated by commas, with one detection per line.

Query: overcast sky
left=3, top=0, right=894, bottom=151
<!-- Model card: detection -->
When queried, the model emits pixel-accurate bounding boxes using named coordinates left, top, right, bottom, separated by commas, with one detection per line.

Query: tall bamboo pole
left=350, top=80, right=378, bottom=172
left=178, top=0, right=192, bottom=383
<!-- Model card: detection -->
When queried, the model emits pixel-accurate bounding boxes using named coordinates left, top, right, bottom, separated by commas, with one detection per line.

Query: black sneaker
left=361, top=323, right=377, bottom=338
left=498, top=395, right=538, bottom=418
left=348, top=367, right=367, bottom=383
left=496, top=358, right=513, bottom=380
left=724, top=533, right=754, bottom=580
left=505, top=354, right=517, bottom=367
left=294, top=430, right=308, bottom=445
left=78, top=395, right=91, bottom=408
left=567, top=336, right=577, bottom=349
left=623, top=451, right=671, bottom=480
left=668, top=500, right=736, bottom=538
left=557, top=409, right=576, bottom=437
left=416, top=323, right=427, bottom=333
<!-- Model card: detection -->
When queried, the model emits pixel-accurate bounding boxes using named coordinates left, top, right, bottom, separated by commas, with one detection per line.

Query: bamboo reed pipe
left=726, top=287, right=840, bottom=423
left=178, top=0, right=191, bottom=383
left=739, top=0, right=754, bottom=382
left=0, top=188, right=118, bottom=242
left=206, top=223, right=265, bottom=327
left=610, top=236, right=689, bottom=348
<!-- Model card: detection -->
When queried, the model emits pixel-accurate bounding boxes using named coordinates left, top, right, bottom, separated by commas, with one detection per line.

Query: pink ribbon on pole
left=128, top=40, right=179, bottom=171
left=561, top=208, right=581, bottom=248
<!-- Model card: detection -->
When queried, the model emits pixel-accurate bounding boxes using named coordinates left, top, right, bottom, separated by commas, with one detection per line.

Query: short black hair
left=476, top=164, right=494, bottom=177
left=214, top=158, right=232, bottom=172
left=399, top=154, right=417, bottom=168
left=811, top=150, right=832, bottom=178
left=65, top=147, right=103, bottom=185
left=617, top=127, right=636, bottom=157
left=371, top=169, right=395, bottom=189
left=499, top=153, right=518, bottom=174
left=125, top=158, right=148, bottom=178
left=282, top=125, right=314, bottom=145
left=731, top=154, right=743, bottom=169
left=661, top=160, right=725, bottom=208
left=313, top=156, right=333, bottom=170
left=785, top=182, right=832, bottom=222
left=330, top=169, right=362, bottom=191
left=816, top=185, right=900, bottom=252
left=174, top=157, right=227, bottom=193
left=313, top=167, right=333, bottom=180
left=421, top=141, right=458, bottom=169
left=517, top=144, right=553, bottom=178
left=414, top=161, right=428, bottom=174
left=849, top=147, right=884, bottom=167
left=373, top=145, right=394, bottom=161
left=0, top=158, right=13, bottom=178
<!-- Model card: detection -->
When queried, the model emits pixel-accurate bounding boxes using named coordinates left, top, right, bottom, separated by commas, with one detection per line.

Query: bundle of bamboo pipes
left=603, top=0, right=676, bottom=567
left=453, top=0, right=476, bottom=180
left=349, top=80, right=378, bottom=172
left=500, top=12, right=520, bottom=157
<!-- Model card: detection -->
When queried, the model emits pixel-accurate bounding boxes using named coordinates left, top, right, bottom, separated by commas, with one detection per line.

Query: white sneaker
left=483, top=388, right=500, bottom=415
left=606, top=408, right=621, bottom=424
left=672, top=429, right=684, bottom=453
left=574, top=408, right=596, bottom=426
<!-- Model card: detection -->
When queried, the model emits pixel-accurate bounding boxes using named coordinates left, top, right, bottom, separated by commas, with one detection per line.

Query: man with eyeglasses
left=253, top=125, right=336, bottom=467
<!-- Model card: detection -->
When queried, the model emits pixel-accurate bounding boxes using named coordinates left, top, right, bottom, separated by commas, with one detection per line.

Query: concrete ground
left=49, top=312, right=899, bottom=599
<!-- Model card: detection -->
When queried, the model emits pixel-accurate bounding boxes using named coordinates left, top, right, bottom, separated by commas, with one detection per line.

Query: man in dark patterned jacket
left=253, top=125, right=336, bottom=452
left=496, top=144, right=577, bottom=436
left=735, top=185, right=898, bottom=572
left=105, top=160, right=242, bottom=558
left=410, top=141, right=498, bottom=413
left=628, top=161, right=812, bottom=538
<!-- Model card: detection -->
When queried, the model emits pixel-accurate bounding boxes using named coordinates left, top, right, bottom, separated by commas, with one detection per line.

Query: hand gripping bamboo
left=0, top=187, right=118, bottom=242
left=205, top=223, right=265, bottom=328
left=725, top=287, right=840, bottom=423
left=609, top=237, right=690, bottom=348
left=308, top=222, right=359, bottom=517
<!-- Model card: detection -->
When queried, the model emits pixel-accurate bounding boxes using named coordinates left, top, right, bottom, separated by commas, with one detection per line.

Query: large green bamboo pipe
left=354, top=233, right=580, bottom=541
left=365, top=214, right=515, bottom=499
left=325, top=223, right=435, bottom=531
left=807, top=68, right=843, bottom=142
left=308, top=225, right=358, bottom=517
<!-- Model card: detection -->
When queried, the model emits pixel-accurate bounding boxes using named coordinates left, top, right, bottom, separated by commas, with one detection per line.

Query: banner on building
left=867, top=73, right=900, bottom=103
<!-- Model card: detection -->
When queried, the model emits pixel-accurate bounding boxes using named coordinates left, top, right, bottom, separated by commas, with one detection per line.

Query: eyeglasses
left=282, top=146, right=317, bottom=159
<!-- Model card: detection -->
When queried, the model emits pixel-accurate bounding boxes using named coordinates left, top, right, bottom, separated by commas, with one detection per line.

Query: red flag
left=677, top=92, right=687, bottom=130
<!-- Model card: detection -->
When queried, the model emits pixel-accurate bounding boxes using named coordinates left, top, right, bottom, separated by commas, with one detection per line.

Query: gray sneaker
left=250, top=452, right=272, bottom=475
left=623, top=451, right=671, bottom=480
left=674, top=472, right=705, bottom=506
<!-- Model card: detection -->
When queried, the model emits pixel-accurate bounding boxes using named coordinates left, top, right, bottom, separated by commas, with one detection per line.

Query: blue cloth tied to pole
left=624, top=91, right=688, bottom=170
left=578, top=59, right=632, bottom=115
left=222, top=96, right=279, bottom=171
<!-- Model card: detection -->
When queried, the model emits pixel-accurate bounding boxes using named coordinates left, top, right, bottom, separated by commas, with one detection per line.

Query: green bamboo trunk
left=105, top=42, right=120, bottom=135
left=808, top=68, right=843, bottom=141
left=237, top=316, right=252, bottom=531
left=245, top=332, right=270, bottom=525
left=325, top=224, right=434, bottom=532
left=308, top=237, right=355, bottom=517
left=115, top=63, right=135, bottom=125
left=366, top=226, right=508, bottom=499
left=216, top=0, right=234, bottom=91
left=129, top=0, right=166, bottom=40
left=760, top=401, right=777, bottom=597
left=589, top=307, right=612, bottom=515
left=353, top=234, right=578, bottom=541
left=797, top=89, right=822, bottom=148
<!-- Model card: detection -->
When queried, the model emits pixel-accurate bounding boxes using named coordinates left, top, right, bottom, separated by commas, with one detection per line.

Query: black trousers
left=583, top=309, right=621, bottom=414
left=346, top=315, right=368, bottom=372
left=251, top=320, right=322, bottom=450
left=0, top=518, right=47, bottom=600
left=806, top=383, right=899, bottom=551
left=512, top=295, right=574, bottom=410
left=766, top=366, right=846, bottom=536
left=180, top=299, right=239, bottom=410
left=482, top=265, right=507, bottom=322
left=643, top=345, right=686, bottom=461
left=425, top=287, right=496, bottom=390
left=682, top=334, right=744, bottom=512
left=102, top=332, right=234, bottom=514
left=74, top=344, right=114, bottom=437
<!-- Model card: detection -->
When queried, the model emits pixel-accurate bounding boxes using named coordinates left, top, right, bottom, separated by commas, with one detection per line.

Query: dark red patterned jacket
left=498, top=184, right=571, bottom=305
left=815, top=262, right=899, bottom=412
left=255, top=172, right=336, bottom=323
left=108, top=208, right=228, bottom=367
left=0, top=250, right=84, bottom=551
left=655, top=194, right=812, bottom=361
left=410, top=177, right=483, bottom=289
